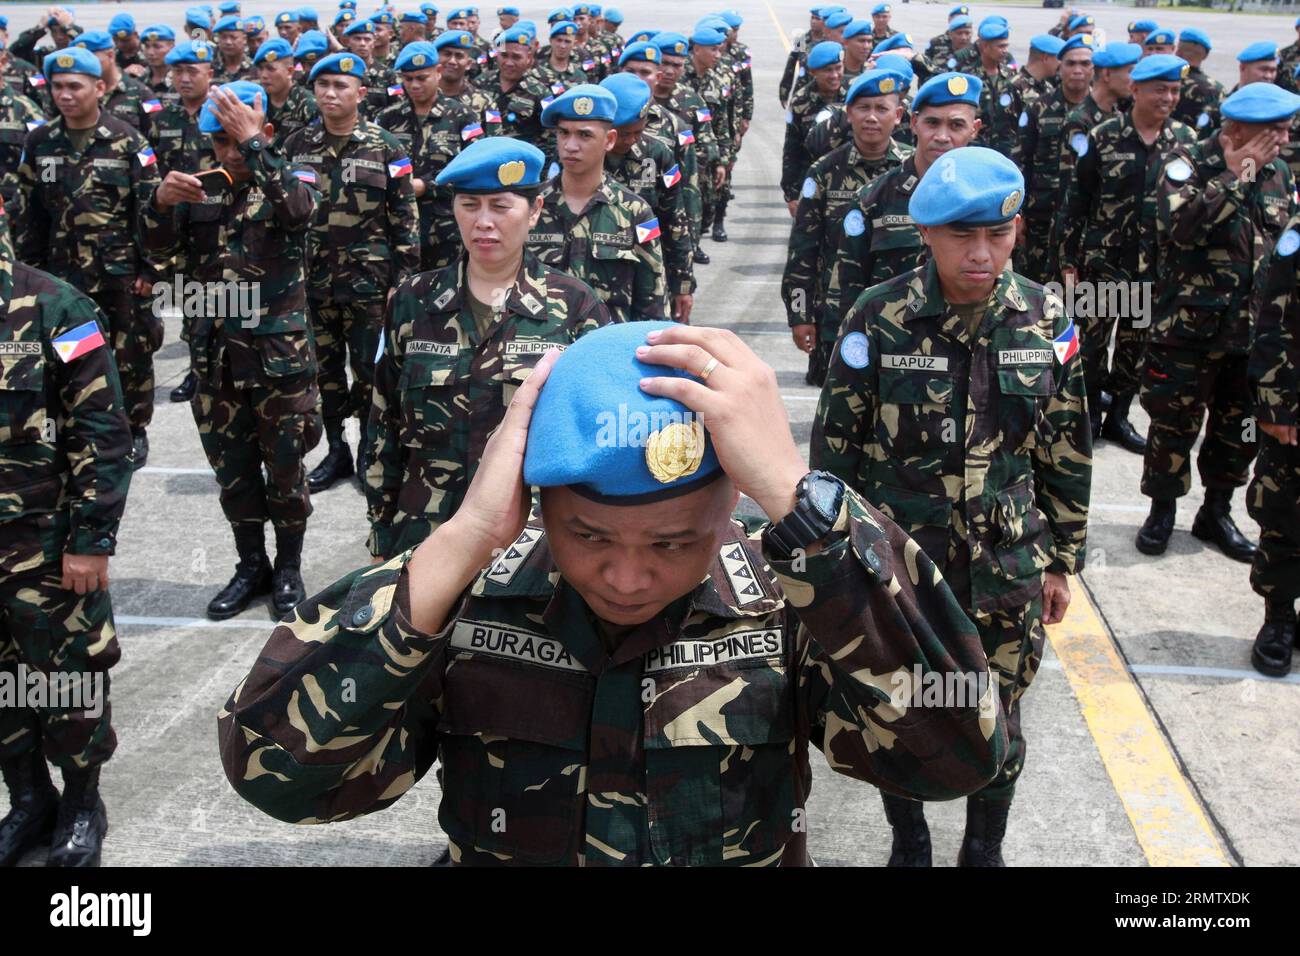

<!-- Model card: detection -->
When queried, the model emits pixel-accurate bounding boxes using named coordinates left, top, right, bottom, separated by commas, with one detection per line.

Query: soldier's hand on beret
left=1222, top=128, right=1283, bottom=183
left=125, top=63, right=148, bottom=79
left=636, top=325, right=809, bottom=522
left=791, top=324, right=814, bottom=354
left=209, top=84, right=266, bottom=144
left=62, top=553, right=109, bottom=595
left=154, top=171, right=207, bottom=209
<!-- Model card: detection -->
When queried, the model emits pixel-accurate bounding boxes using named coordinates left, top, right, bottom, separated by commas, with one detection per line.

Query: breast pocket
left=996, top=362, right=1054, bottom=452
left=0, top=355, right=47, bottom=446
left=643, top=652, right=796, bottom=866
left=89, top=165, right=135, bottom=273
left=867, top=224, right=923, bottom=284
left=242, top=200, right=289, bottom=259
left=877, top=370, right=956, bottom=461
left=398, top=353, right=459, bottom=451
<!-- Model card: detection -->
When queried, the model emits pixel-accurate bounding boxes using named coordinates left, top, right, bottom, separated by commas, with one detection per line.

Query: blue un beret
left=496, top=26, right=531, bottom=46
left=309, top=51, right=368, bottom=80
left=1179, top=29, right=1211, bottom=52
left=498, top=5, right=521, bottom=15
left=141, top=24, right=176, bottom=42
left=874, top=53, right=913, bottom=87
left=1221, top=83, right=1300, bottom=123
left=166, top=40, right=216, bottom=65
left=244, top=15, right=266, bottom=32
left=447, top=6, right=476, bottom=20
left=949, top=4, right=969, bottom=17
left=523, top=322, right=722, bottom=501
left=696, top=16, right=730, bottom=34
left=186, top=6, right=213, bottom=28
left=220, top=2, right=241, bottom=13
left=333, top=11, right=356, bottom=26
left=601, top=73, right=652, bottom=126
left=542, top=83, right=617, bottom=126
left=44, top=47, right=102, bottom=78
left=551, top=20, right=579, bottom=39
left=199, top=80, right=267, bottom=132
left=824, top=11, right=852, bottom=30
left=396, top=41, right=439, bottom=71
left=1067, top=15, right=1094, bottom=31
left=400, top=12, right=429, bottom=24
left=690, top=27, right=725, bottom=48
left=213, top=15, right=243, bottom=33
left=1144, top=29, right=1176, bottom=47
left=1030, top=34, right=1065, bottom=56
left=275, top=11, right=297, bottom=25
left=370, top=10, right=395, bottom=25
left=718, top=10, right=743, bottom=29
left=1238, top=41, right=1278, bottom=63
left=806, top=41, right=844, bottom=71
left=873, top=33, right=913, bottom=53
left=655, top=32, right=689, bottom=57
left=1094, top=42, right=1142, bottom=70
left=72, top=31, right=114, bottom=53
left=603, top=8, right=624, bottom=25
left=108, top=13, right=136, bottom=37
left=910, top=146, right=1023, bottom=227
left=843, top=20, right=873, bottom=40
left=420, top=3, right=437, bottom=15
left=252, top=38, right=293, bottom=64
left=948, top=16, right=972, bottom=31
left=435, top=30, right=476, bottom=51
left=298, top=6, right=320, bottom=21
left=294, top=31, right=329, bottom=58
left=871, top=3, right=890, bottom=14
left=912, top=71, right=981, bottom=111
left=1060, top=34, right=1095, bottom=56
left=1128, top=19, right=1158, bottom=34
left=436, top=136, right=545, bottom=192
left=978, top=18, right=1008, bottom=41
left=846, top=68, right=905, bottom=103
left=547, top=6, right=571, bottom=22
left=618, top=41, right=660, bottom=66
left=626, top=30, right=657, bottom=45
left=343, top=18, right=375, bottom=35
left=1131, top=54, right=1188, bottom=83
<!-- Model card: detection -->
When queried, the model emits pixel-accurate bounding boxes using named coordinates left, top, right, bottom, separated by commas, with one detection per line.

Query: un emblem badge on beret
left=1082, top=34, right=1093, bottom=45
left=197, top=46, right=210, bottom=59
left=414, top=54, right=426, bottom=66
left=645, top=420, right=705, bottom=484
left=497, top=160, right=526, bottom=185
left=574, top=96, right=594, bottom=115
left=947, top=75, right=968, bottom=95
left=341, top=56, right=355, bottom=72
left=880, top=76, right=895, bottom=94
left=115, top=29, right=127, bottom=37
left=1001, top=189, right=1021, bottom=217
left=265, top=50, right=278, bottom=61
left=460, top=33, right=471, bottom=45
left=57, top=54, right=73, bottom=68
left=1180, top=64, right=1189, bottom=78
left=674, top=42, right=684, bottom=54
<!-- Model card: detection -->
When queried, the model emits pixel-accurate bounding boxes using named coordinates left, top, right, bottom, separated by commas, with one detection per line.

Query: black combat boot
left=272, top=527, right=306, bottom=618
left=0, top=750, right=59, bottom=866
left=129, top=428, right=149, bottom=470
left=712, top=200, right=728, bottom=242
left=880, top=793, right=932, bottom=867
left=1101, top=392, right=1146, bottom=453
left=1135, top=499, right=1176, bottom=555
left=1191, top=488, right=1258, bottom=563
left=47, top=766, right=107, bottom=867
left=169, top=369, right=197, bottom=403
left=307, top=418, right=354, bottom=493
left=207, top=524, right=273, bottom=620
left=1251, top=598, right=1297, bottom=678
left=957, top=795, right=1011, bottom=867
left=692, top=246, right=711, bottom=265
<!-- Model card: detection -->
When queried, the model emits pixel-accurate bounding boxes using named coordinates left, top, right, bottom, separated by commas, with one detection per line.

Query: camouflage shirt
left=363, top=60, right=402, bottom=118
left=476, top=72, right=552, bottom=159
left=139, top=142, right=317, bottom=391
left=725, top=41, right=754, bottom=123
left=0, top=90, right=45, bottom=203
left=147, top=101, right=219, bottom=176
left=283, top=118, right=421, bottom=304
left=102, top=73, right=157, bottom=134
left=967, top=60, right=1019, bottom=160
left=532, top=59, right=589, bottom=98
left=1018, top=87, right=1090, bottom=222
left=1010, top=66, right=1055, bottom=126
left=1280, top=42, right=1300, bottom=95
left=1153, top=136, right=1296, bottom=354
left=213, top=54, right=255, bottom=85
left=0, top=216, right=133, bottom=573
left=1173, top=65, right=1225, bottom=135
left=266, top=84, right=319, bottom=150
left=781, top=82, right=844, bottom=201
left=218, top=491, right=1007, bottom=864
left=528, top=174, right=668, bottom=323
left=604, top=135, right=694, bottom=295
left=642, top=102, right=701, bottom=241
left=1250, top=212, right=1300, bottom=425
left=779, top=29, right=812, bottom=104
left=683, top=66, right=734, bottom=167
left=657, top=87, right=721, bottom=168
left=364, top=253, right=611, bottom=558
left=15, top=113, right=162, bottom=292
left=811, top=262, right=1092, bottom=612
left=782, top=139, right=911, bottom=332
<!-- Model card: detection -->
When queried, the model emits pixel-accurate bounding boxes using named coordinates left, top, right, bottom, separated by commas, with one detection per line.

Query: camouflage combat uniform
left=1280, top=41, right=1300, bottom=94
left=218, top=492, right=1008, bottom=865
left=364, top=254, right=611, bottom=558
left=1143, top=137, right=1296, bottom=501
left=477, top=71, right=552, bottom=160
left=604, top=134, right=694, bottom=299
left=1059, top=111, right=1194, bottom=415
left=532, top=59, right=588, bottom=97
left=102, top=73, right=156, bottom=134
left=0, top=89, right=45, bottom=204
left=15, top=113, right=162, bottom=436
left=214, top=54, right=255, bottom=85
left=1173, top=65, right=1225, bottom=136
left=363, top=59, right=402, bottom=118
left=139, top=139, right=323, bottom=536
left=968, top=60, right=1019, bottom=160
left=812, top=261, right=1092, bottom=800
left=1016, top=87, right=1090, bottom=283
left=528, top=175, right=668, bottom=323
left=148, top=101, right=219, bottom=176
left=1248, top=214, right=1300, bottom=605
left=376, top=91, right=480, bottom=271
left=642, top=102, right=701, bottom=248
left=780, top=82, right=844, bottom=203
left=779, top=29, right=812, bottom=105
left=265, top=84, right=319, bottom=150
left=726, top=39, right=754, bottom=137
left=782, top=139, right=910, bottom=386
left=0, top=210, right=133, bottom=772
left=683, top=62, right=734, bottom=228
left=284, top=118, right=421, bottom=454
left=656, top=87, right=719, bottom=246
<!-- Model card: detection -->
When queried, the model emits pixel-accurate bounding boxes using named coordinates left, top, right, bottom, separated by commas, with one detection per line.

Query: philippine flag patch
left=293, top=167, right=318, bottom=185
left=388, top=83, right=404, bottom=96
left=662, top=164, right=681, bottom=189
left=1053, top=319, right=1079, bottom=365
left=697, top=107, right=712, bottom=122
left=142, top=99, right=164, bottom=114
left=582, top=59, right=596, bottom=71
left=484, top=109, right=502, bottom=124
left=388, top=156, right=413, bottom=177
left=461, top=122, right=484, bottom=141
left=635, top=218, right=661, bottom=244
left=28, top=74, right=46, bottom=88
left=136, top=146, right=157, bottom=167
left=52, top=321, right=106, bottom=363
left=678, top=128, right=695, bottom=146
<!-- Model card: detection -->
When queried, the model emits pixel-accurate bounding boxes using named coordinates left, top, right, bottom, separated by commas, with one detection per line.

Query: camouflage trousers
left=0, top=562, right=119, bottom=770
left=1139, top=346, right=1256, bottom=501
left=310, top=297, right=386, bottom=427
left=972, top=594, right=1044, bottom=801
left=1247, top=437, right=1300, bottom=603
left=193, top=356, right=323, bottom=533
left=1081, top=306, right=1148, bottom=401
left=91, top=281, right=163, bottom=433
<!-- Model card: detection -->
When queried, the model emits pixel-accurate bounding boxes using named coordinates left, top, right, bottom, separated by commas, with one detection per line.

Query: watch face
left=807, top=474, right=841, bottom=520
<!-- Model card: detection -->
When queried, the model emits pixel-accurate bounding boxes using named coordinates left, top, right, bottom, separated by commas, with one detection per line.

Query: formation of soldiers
left=0, top=1, right=1296, bottom=870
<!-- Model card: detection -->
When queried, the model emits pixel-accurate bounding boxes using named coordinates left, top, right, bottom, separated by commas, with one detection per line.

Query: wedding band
left=699, top=357, right=719, bottom=382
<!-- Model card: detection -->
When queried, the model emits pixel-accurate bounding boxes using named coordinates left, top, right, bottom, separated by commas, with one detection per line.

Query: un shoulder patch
left=843, top=208, right=865, bottom=236
left=1196, top=111, right=1210, bottom=129
left=1165, top=158, right=1193, bottom=182
left=999, top=92, right=1012, bottom=107
left=840, top=331, right=870, bottom=369
left=1070, top=131, right=1088, bottom=157
left=1277, top=228, right=1300, bottom=258
left=1018, top=110, right=1028, bottom=128
left=801, top=176, right=816, bottom=199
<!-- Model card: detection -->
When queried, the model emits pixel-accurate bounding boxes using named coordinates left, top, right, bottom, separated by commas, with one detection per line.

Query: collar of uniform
left=594, top=174, right=618, bottom=206
left=688, top=520, right=785, bottom=619
left=906, top=260, right=1029, bottom=322
left=897, top=153, right=921, bottom=192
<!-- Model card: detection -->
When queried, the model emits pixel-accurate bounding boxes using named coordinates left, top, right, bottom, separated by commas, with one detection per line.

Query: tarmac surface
left=3, top=0, right=1299, bottom=866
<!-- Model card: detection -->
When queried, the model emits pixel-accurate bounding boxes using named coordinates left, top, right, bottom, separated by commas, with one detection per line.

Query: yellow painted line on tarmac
left=765, top=0, right=792, bottom=53
left=1047, top=584, right=1229, bottom=867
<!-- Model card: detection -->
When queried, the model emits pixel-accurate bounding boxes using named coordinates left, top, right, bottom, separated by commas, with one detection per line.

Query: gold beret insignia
left=645, top=420, right=706, bottom=484
left=340, top=56, right=355, bottom=72
left=574, top=95, right=593, bottom=115
left=57, top=54, right=74, bottom=68
left=498, top=159, right=526, bottom=185
left=947, top=74, right=968, bottom=95
left=1001, top=189, right=1021, bottom=217
left=879, top=76, right=895, bottom=94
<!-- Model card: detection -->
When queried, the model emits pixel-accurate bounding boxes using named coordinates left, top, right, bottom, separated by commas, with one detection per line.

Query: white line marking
left=1040, top=659, right=1299, bottom=684
left=137, top=467, right=214, bottom=476
left=116, top=615, right=274, bottom=630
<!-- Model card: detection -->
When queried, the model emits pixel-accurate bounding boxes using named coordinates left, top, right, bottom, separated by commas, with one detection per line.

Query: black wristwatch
left=242, top=136, right=264, bottom=153
left=764, top=470, right=845, bottom=560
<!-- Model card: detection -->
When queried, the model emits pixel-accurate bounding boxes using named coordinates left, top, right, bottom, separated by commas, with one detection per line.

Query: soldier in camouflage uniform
left=920, top=8, right=972, bottom=83
left=782, top=42, right=844, bottom=216
left=139, top=24, right=179, bottom=110
left=779, top=8, right=824, bottom=106
left=252, top=39, right=318, bottom=150
left=1280, top=20, right=1300, bottom=95
left=10, top=9, right=82, bottom=72
left=784, top=69, right=909, bottom=387
left=377, top=42, right=480, bottom=271
left=534, top=20, right=588, bottom=95
left=340, top=18, right=401, bottom=119
left=822, top=73, right=983, bottom=338
left=528, top=85, right=667, bottom=323
left=293, top=30, right=329, bottom=87
left=1246, top=212, right=1300, bottom=675
left=478, top=28, right=552, bottom=160
left=219, top=319, right=1008, bottom=866
left=276, top=10, right=302, bottom=46
left=0, top=85, right=45, bottom=205
left=715, top=13, right=752, bottom=151
left=285, top=52, right=420, bottom=493
left=1057, top=40, right=1138, bottom=179
left=966, top=20, right=1020, bottom=161
left=1137, top=84, right=1299, bottom=562
left=212, top=16, right=254, bottom=84
left=814, top=147, right=1091, bottom=867
left=601, top=74, right=693, bottom=322
left=141, top=82, right=322, bottom=622
left=655, top=33, right=722, bottom=265
left=109, top=13, right=145, bottom=77
left=15, top=49, right=162, bottom=469
left=1016, top=35, right=1093, bottom=282
left=365, top=138, right=613, bottom=559
left=1174, top=30, right=1224, bottom=134
left=433, top=28, right=483, bottom=111
left=0, top=195, right=133, bottom=869
left=1059, top=55, right=1195, bottom=453
left=1009, top=34, right=1064, bottom=128
left=72, top=31, right=156, bottom=136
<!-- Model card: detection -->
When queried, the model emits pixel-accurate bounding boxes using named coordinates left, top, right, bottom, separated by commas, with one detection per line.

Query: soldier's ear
left=528, top=194, right=544, bottom=227
left=261, top=121, right=275, bottom=139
